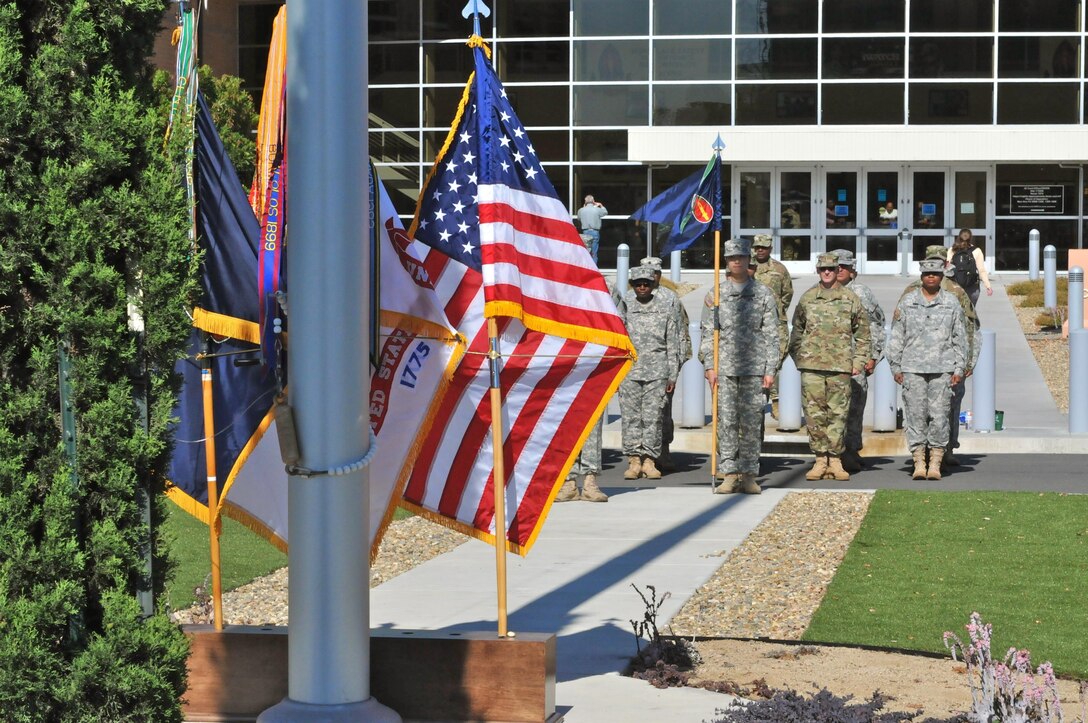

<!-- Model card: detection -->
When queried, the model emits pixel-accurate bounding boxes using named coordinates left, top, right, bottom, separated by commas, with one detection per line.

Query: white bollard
left=971, top=330, right=997, bottom=433
left=669, top=249, right=682, bottom=284
left=1028, top=229, right=1040, bottom=281
left=680, top=322, right=705, bottom=428
left=871, top=326, right=897, bottom=431
left=776, top=354, right=803, bottom=432
left=1069, top=267, right=1084, bottom=331
left=615, top=243, right=630, bottom=290
left=1044, top=245, right=1057, bottom=310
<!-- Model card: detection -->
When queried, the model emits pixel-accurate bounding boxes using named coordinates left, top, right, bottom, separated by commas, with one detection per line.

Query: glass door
left=733, top=167, right=814, bottom=274
left=953, top=168, right=991, bottom=267
left=907, top=167, right=952, bottom=266
left=777, top=169, right=815, bottom=273
left=821, top=169, right=860, bottom=269
left=860, top=168, right=903, bottom=274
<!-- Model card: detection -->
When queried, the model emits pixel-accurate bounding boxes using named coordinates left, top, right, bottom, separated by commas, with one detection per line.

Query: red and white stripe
left=403, top=242, right=629, bottom=553
left=478, top=184, right=629, bottom=344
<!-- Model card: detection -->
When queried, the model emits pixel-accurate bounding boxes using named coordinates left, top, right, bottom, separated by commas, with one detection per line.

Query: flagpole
left=709, top=134, right=725, bottom=491
left=486, top=317, right=510, bottom=637
left=710, top=231, right=721, bottom=491
left=199, top=344, right=224, bottom=631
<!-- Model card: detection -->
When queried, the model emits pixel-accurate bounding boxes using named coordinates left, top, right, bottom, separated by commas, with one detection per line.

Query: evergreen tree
left=0, top=2, right=194, bottom=719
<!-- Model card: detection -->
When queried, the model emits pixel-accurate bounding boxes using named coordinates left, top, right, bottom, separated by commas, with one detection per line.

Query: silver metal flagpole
left=258, top=1, right=399, bottom=720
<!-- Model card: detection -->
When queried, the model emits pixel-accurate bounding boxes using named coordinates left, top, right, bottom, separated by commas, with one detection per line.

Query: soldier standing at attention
left=789, top=253, right=871, bottom=482
left=888, top=258, right=969, bottom=480
left=751, top=234, right=794, bottom=418
left=699, top=239, right=780, bottom=494
left=640, top=256, right=691, bottom=470
left=901, top=245, right=982, bottom=470
left=619, top=266, right=683, bottom=480
left=831, top=249, right=885, bottom=473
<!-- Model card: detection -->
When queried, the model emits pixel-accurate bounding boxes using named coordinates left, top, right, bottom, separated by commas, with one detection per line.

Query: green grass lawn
left=162, top=503, right=288, bottom=612
left=162, top=502, right=414, bottom=612
left=803, top=490, right=1088, bottom=677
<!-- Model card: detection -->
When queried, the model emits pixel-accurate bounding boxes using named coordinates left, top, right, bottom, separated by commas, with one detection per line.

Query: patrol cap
left=816, top=252, right=839, bottom=269
left=639, top=256, right=663, bottom=271
left=752, top=234, right=773, bottom=247
left=919, top=258, right=945, bottom=275
left=629, top=266, right=656, bottom=283
left=924, top=244, right=948, bottom=260
left=831, top=248, right=856, bottom=267
left=722, top=238, right=752, bottom=257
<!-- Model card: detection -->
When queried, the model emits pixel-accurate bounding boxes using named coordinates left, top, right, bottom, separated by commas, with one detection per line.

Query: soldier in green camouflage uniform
left=900, top=245, right=982, bottom=469
left=752, top=234, right=794, bottom=418
left=889, top=258, right=969, bottom=480
left=619, top=266, right=683, bottom=480
left=831, top=249, right=885, bottom=473
left=789, top=253, right=871, bottom=481
left=699, top=239, right=780, bottom=495
left=640, top=256, right=692, bottom=470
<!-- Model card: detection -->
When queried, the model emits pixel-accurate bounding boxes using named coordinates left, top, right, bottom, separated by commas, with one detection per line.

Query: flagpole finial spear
left=462, top=0, right=492, bottom=37
left=713, top=133, right=725, bottom=155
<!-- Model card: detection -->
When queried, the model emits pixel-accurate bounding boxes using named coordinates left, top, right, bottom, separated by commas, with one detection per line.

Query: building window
left=237, top=2, right=284, bottom=107
left=909, top=84, right=992, bottom=124
left=823, top=84, right=904, bottom=124
left=737, top=0, right=818, bottom=34
left=910, top=0, right=993, bottom=32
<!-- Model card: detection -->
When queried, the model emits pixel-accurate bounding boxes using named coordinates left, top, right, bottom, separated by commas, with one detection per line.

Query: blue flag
left=166, top=91, right=278, bottom=526
left=631, top=154, right=722, bottom=256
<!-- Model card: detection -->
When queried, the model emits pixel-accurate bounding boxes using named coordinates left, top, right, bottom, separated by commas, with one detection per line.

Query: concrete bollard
left=871, top=327, right=897, bottom=431
left=615, top=243, right=630, bottom=291
left=777, top=353, right=803, bottom=432
left=1070, top=328, right=1088, bottom=433
left=670, top=249, right=682, bottom=284
left=680, top=322, right=705, bottom=428
left=1028, top=229, right=1040, bottom=281
left=1069, top=267, right=1084, bottom=331
left=971, top=330, right=997, bottom=433
left=1044, top=245, right=1057, bottom=310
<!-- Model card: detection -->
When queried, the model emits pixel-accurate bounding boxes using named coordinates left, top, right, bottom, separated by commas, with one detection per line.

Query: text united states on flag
left=402, top=39, right=633, bottom=554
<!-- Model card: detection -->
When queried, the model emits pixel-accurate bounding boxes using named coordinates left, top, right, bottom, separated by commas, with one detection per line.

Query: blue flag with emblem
left=631, top=152, right=723, bottom=256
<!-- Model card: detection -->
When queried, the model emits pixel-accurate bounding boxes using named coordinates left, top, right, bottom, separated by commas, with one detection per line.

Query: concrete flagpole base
left=258, top=697, right=401, bottom=722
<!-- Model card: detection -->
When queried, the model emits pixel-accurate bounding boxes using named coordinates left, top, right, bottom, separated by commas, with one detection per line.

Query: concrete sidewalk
left=370, top=487, right=791, bottom=721
left=605, top=271, right=1081, bottom=455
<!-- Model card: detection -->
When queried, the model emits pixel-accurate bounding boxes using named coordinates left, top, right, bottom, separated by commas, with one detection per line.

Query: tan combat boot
left=713, top=473, right=740, bottom=494
left=826, top=455, right=850, bottom=481
left=927, top=448, right=944, bottom=480
left=641, top=456, right=662, bottom=480
left=738, top=473, right=762, bottom=495
left=623, top=455, right=642, bottom=480
left=555, top=476, right=579, bottom=502
left=805, top=455, right=828, bottom=481
left=911, top=448, right=928, bottom=479
left=580, top=473, right=608, bottom=502
left=841, top=450, right=863, bottom=473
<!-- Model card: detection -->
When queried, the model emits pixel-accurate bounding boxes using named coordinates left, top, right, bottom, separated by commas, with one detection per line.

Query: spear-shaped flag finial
left=462, top=0, right=491, bottom=36
left=713, top=133, right=726, bottom=154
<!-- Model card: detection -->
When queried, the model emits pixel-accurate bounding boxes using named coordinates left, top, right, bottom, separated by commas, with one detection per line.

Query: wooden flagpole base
left=182, top=625, right=557, bottom=722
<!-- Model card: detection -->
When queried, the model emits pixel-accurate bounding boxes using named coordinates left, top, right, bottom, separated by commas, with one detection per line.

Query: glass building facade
left=194, top=0, right=1088, bottom=272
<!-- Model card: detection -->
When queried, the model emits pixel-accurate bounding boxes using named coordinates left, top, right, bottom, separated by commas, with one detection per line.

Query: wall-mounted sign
left=837, top=189, right=847, bottom=202
left=877, top=189, right=887, bottom=202
left=1010, top=185, right=1064, bottom=215
left=834, top=205, right=850, bottom=217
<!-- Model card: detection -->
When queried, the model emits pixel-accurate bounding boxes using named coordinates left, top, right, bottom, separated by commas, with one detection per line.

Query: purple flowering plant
left=943, top=612, right=1064, bottom=722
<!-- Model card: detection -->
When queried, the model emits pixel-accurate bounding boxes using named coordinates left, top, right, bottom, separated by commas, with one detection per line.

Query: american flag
left=411, top=42, right=629, bottom=350
left=403, top=41, right=633, bottom=553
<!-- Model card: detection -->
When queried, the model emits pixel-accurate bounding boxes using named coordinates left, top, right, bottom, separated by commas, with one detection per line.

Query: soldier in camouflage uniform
left=752, top=234, right=794, bottom=418
left=640, top=256, right=692, bottom=470
left=832, top=249, right=885, bottom=473
left=900, top=245, right=982, bottom=469
left=699, top=239, right=780, bottom=494
left=789, top=253, right=871, bottom=481
left=619, top=266, right=684, bottom=480
left=888, top=258, right=969, bottom=480
left=555, top=417, right=607, bottom=502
